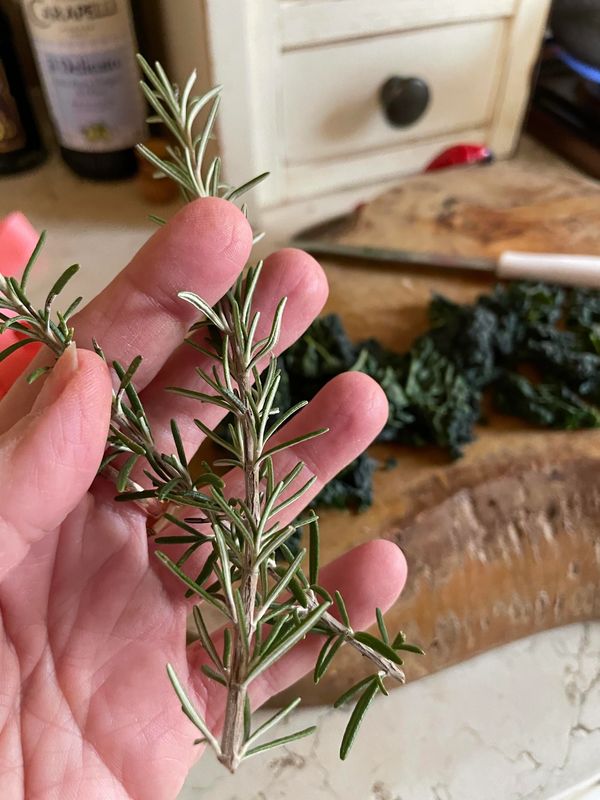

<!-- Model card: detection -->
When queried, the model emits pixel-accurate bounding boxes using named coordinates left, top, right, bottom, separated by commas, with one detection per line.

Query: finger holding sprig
left=136, top=247, right=328, bottom=466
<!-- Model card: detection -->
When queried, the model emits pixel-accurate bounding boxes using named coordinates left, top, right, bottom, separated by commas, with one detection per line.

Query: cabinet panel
left=279, top=0, right=515, bottom=49
left=281, top=20, right=506, bottom=164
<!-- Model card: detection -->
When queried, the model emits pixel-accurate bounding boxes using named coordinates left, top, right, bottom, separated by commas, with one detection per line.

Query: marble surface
left=2, top=156, right=600, bottom=800
left=179, top=623, right=600, bottom=800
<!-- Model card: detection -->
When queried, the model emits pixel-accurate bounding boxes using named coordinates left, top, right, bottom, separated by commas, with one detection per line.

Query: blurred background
left=2, top=2, right=600, bottom=799
left=2, top=0, right=598, bottom=235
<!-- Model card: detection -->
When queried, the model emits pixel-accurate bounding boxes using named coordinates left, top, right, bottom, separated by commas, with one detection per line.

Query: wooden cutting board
left=278, top=139, right=600, bottom=707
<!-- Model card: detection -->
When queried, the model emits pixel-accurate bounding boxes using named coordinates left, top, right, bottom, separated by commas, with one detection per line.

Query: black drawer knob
left=380, top=76, right=430, bottom=127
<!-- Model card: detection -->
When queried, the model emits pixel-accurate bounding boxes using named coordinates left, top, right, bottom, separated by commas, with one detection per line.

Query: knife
left=292, top=214, right=600, bottom=289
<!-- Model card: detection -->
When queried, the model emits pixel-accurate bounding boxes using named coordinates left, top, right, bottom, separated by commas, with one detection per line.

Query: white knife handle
left=497, top=251, right=600, bottom=288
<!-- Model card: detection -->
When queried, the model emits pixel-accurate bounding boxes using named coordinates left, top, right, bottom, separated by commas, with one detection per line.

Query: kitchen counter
left=183, top=624, right=600, bottom=800
left=1, top=154, right=599, bottom=800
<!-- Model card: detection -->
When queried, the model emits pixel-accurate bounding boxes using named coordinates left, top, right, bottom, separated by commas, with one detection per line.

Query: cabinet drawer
left=281, top=19, right=506, bottom=164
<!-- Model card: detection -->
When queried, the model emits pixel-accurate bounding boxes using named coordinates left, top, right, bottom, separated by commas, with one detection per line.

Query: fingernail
left=33, top=344, right=79, bottom=412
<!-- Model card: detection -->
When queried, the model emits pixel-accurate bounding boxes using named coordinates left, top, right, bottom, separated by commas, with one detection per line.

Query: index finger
left=72, top=197, right=253, bottom=389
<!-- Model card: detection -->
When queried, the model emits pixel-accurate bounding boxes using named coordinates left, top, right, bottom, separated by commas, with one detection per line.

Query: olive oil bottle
left=22, top=0, right=146, bottom=180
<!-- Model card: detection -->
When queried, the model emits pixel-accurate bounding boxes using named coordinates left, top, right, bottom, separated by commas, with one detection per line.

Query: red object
left=0, top=212, right=41, bottom=277
left=0, top=212, right=42, bottom=396
left=425, top=144, right=493, bottom=172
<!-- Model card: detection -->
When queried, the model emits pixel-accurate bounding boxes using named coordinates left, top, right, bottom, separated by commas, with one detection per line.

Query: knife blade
left=292, top=215, right=600, bottom=289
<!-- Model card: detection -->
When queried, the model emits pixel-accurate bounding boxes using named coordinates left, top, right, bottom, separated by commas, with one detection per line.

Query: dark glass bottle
left=22, top=0, right=146, bottom=180
left=0, top=5, right=46, bottom=175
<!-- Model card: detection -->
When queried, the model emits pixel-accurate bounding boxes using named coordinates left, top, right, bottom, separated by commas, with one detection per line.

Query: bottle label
left=0, top=60, right=26, bottom=153
left=22, top=0, right=145, bottom=152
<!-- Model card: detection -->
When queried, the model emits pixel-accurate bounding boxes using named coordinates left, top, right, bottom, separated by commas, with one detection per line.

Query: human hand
left=0, top=199, right=406, bottom=799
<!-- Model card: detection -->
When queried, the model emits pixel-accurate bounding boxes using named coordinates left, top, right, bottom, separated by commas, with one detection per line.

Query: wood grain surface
left=276, top=140, right=600, bottom=706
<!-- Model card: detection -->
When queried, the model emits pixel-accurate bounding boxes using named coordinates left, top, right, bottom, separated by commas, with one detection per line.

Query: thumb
left=0, top=345, right=112, bottom=577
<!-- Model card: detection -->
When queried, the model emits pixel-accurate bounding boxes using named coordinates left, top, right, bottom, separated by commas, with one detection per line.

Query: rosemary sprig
left=0, top=234, right=80, bottom=382
left=0, top=57, right=423, bottom=773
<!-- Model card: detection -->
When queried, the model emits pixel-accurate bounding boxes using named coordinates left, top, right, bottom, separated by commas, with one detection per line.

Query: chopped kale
left=428, top=295, right=500, bottom=387
left=566, top=288, right=600, bottom=333
left=314, top=453, right=378, bottom=511
left=283, top=313, right=356, bottom=402
left=330, top=334, right=478, bottom=456
left=393, top=337, right=480, bottom=457
left=270, top=281, right=600, bottom=518
left=351, top=339, right=414, bottom=441
left=492, top=372, right=600, bottom=430
left=521, top=326, right=600, bottom=399
left=480, top=281, right=565, bottom=329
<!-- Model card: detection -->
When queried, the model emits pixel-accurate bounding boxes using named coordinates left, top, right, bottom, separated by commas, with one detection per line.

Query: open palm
left=0, top=199, right=406, bottom=800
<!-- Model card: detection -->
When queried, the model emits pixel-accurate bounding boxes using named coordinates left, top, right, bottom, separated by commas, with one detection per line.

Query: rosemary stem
left=318, top=607, right=405, bottom=684
left=219, top=321, right=261, bottom=771
left=266, top=567, right=406, bottom=685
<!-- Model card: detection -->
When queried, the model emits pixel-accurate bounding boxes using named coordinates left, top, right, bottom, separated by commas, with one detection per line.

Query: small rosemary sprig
left=0, top=57, right=422, bottom=773
left=0, top=234, right=80, bottom=381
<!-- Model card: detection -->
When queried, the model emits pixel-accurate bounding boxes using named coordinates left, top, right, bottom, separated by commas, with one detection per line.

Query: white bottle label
left=22, top=0, right=145, bottom=152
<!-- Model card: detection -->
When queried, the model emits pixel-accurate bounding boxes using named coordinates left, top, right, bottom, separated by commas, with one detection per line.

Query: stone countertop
left=1, top=156, right=599, bottom=800
left=183, top=623, right=600, bottom=800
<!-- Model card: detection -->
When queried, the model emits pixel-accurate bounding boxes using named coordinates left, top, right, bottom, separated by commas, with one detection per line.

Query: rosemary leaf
left=166, top=663, right=221, bottom=754
left=334, top=590, right=351, bottom=629
left=193, top=605, right=224, bottom=673
left=308, top=519, right=320, bottom=586
left=116, top=454, right=139, bottom=493
left=395, top=642, right=425, bottom=655
left=339, top=678, right=379, bottom=760
left=257, top=549, right=306, bottom=617
left=352, top=632, right=404, bottom=665
left=244, top=697, right=302, bottom=749
left=46, top=263, right=80, bottom=306
left=20, top=231, right=46, bottom=289
left=200, top=664, right=227, bottom=687
left=244, top=726, right=316, bottom=759
left=376, top=607, right=389, bottom=645
left=26, top=366, right=50, bottom=384
left=156, top=552, right=231, bottom=619
left=333, top=675, right=378, bottom=709
left=0, top=338, right=33, bottom=363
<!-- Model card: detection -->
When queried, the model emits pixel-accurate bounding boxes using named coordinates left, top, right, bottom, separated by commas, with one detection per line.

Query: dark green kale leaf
left=282, top=313, right=356, bottom=401
left=397, top=337, right=480, bottom=457
left=428, top=295, right=499, bottom=387
left=480, top=281, right=565, bottom=327
left=313, top=453, right=378, bottom=511
left=493, top=372, right=600, bottom=430
left=428, top=283, right=566, bottom=379
left=351, top=336, right=479, bottom=455
left=351, top=339, right=415, bottom=440
left=521, top=326, right=600, bottom=399
left=566, top=288, right=600, bottom=333
left=479, top=281, right=566, bottom=358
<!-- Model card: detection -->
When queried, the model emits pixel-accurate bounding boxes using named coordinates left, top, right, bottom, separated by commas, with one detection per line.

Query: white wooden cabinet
left=160, top=0, right=551, bottom=240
